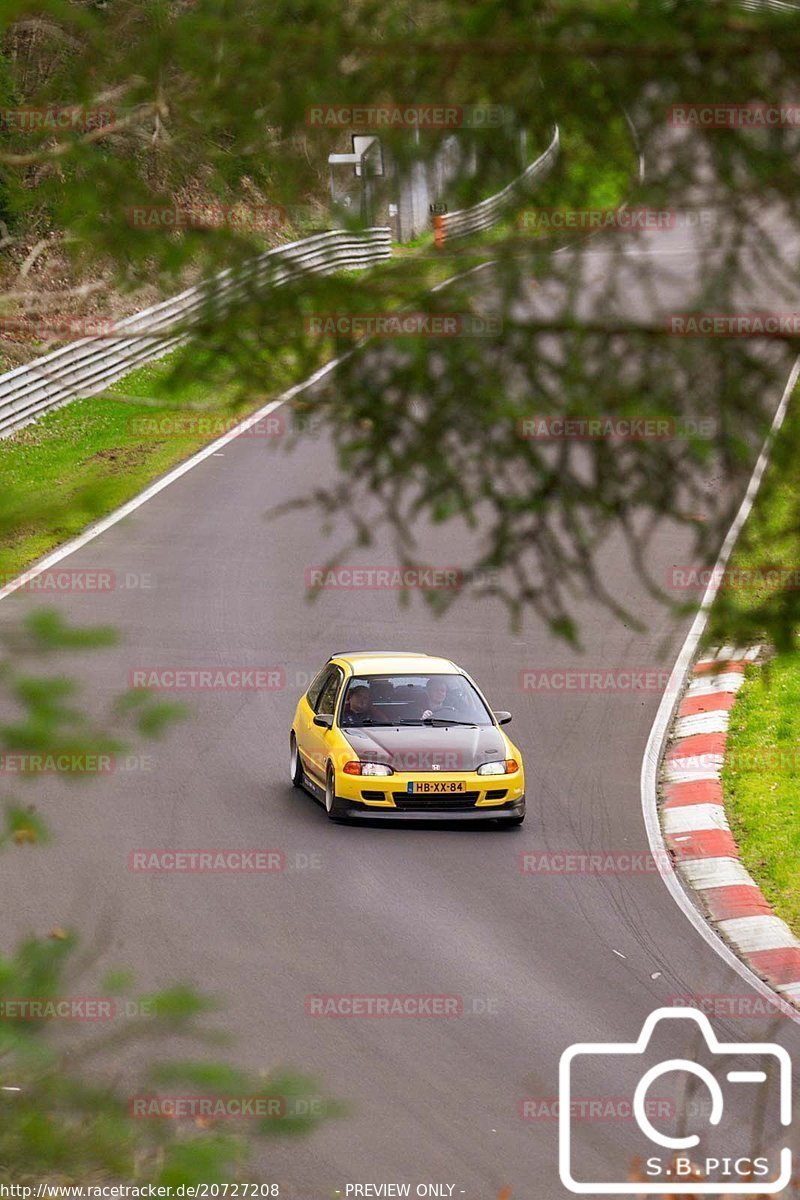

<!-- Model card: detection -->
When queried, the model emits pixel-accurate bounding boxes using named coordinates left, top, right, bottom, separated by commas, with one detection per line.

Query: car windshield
left=338, top=673, right=494, bottom=727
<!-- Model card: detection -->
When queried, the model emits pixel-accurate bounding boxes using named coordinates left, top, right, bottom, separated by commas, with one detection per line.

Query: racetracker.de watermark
left=668, top=746, right=800, bottom=773
left=305, top=566, right=465, bottom=590
left=127, top=203, right=287, bottom=232
left=127, top=412, right=294, bottom=439
left=0, top=106, right=115, bottom=132
left=668, top=312, right=800, bottom=336
left=519, top=668, right=676, bottom=694
left=669, top=103, right=800, bottom=128
left=1, top=568, right=154, bottom=593
left=669, top=994, right=798, bottom=1020
left=0, top=316, right=116, bottom=340
left=516, top=208, right=714, bottom=233
left=305, top=994, right=467, bottom=1017
left=516, top=416, right=715, bottom=440
left=128, top=667, right=285, bottom=691
left=305, top=104, right=511, bottom=128
left=129, top=1095, right=291, bottom=1119
left=0, top=997, right=154, bottom=1020
left=519, top=1097, right=676, bottom=1121
left=518, top=851, right=672, bottom=875
left=667, top=565, right=800, bottom=592
left=128, top=849, right=286, bottom=873
left=304, top=313, right=500, bottom=337
left=0, top=753, right=154, bottom=776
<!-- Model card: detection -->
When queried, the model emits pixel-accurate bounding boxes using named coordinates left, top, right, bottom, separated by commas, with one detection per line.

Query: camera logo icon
left=559, top=1007, right=792, bottom=1194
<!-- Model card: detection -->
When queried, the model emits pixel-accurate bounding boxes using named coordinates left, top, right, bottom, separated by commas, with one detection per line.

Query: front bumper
left=333, top=796, right=526, bottom=822
left=328, top=763, right=526, bottom=821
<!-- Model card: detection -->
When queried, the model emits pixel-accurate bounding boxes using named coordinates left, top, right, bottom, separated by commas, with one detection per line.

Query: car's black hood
left=342, top=724, right=505, bottom=772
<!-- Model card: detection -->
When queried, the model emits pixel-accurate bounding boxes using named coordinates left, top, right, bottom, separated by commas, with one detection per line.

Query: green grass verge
left=723, top=658, right=800, bottom=934
left=0, top=346, right=308, bottom=581
left=718, top=396, right=800, bottom=936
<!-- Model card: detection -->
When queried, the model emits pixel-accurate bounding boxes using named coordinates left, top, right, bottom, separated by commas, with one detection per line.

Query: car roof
left=330, top=651, right=461, bottom=676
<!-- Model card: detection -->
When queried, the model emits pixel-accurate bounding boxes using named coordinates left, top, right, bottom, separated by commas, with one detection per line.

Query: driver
left=421, top=677, right=449, bottom=720
left=342, top=684, right=389, bottom=726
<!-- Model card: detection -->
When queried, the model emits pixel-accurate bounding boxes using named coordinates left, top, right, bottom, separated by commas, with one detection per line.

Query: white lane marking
left=677, top=857, right=755, bottom=890
left=430, top=259, right=497, bottom=293
left=718, top=915, right=800, bottom=954
left=686, top=673, right=746, bottom=697
left=674, top=711, right=730, bottom=738
left=663, top=804, right=731, bottom=834
left=0, top=354, right=353, bottom=603
left=640, top=353, right=800, bottom=1025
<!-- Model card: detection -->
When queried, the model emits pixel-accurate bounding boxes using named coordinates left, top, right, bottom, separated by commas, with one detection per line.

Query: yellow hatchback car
left=289, top=651, right=525, bottom=824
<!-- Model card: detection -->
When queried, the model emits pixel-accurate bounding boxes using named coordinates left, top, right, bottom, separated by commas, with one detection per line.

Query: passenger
left=421, top=677, right=450, bottom=720
left=342, top=684, right=390, bottom=726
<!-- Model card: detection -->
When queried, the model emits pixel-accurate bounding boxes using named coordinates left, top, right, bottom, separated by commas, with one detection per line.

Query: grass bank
left=716, top=397, right=800, bottom=936
left=0, top=346, right=306, bottom=581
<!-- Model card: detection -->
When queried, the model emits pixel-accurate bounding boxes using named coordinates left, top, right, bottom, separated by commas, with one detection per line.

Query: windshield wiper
left=422, top=718, right=478, bottom=727
left=360, top=719, right=437, bottom=727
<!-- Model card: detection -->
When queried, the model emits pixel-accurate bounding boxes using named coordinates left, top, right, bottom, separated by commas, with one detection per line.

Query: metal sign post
left=328, top=137, right=384, bottom=226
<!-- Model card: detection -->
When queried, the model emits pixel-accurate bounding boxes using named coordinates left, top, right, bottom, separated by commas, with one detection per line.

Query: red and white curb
left=660, top=644, right=800, bottom=1010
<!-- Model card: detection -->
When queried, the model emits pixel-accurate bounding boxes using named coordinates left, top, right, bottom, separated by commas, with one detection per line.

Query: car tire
left=325, top=765, right=347, bottom=822
left=290, top=733, right=304, bottom=788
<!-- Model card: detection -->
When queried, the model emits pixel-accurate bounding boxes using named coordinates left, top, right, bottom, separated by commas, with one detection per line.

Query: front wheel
left=290, top=734, right=304, bottom=788
left=325, top=766, right=347, bottom=822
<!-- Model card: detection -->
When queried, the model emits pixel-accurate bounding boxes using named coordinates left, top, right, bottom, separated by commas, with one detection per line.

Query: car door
left=301, top=665, right=344, bottom=786
left=293, top=667, right=323, bottom=772
left=296, top=664, right=330, bottom=757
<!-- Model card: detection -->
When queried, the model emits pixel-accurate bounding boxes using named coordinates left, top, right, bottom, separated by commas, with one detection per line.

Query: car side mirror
left=313, top=713, right=334, bottom=729
left=493, top=711, right=512, bottom=725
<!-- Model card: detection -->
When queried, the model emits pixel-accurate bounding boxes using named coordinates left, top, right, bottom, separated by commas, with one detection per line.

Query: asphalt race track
left=2, top=143, right=800, bottom=1196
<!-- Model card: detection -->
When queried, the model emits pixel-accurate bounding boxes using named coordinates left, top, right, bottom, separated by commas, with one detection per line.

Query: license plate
left=408, top=780, right=466, bottom=794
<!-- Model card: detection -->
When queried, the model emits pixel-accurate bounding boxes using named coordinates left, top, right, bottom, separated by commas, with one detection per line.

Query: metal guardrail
left=0, top=227, right=392, bottom=439
left=740, top=0, right=800, bottom=11
left=433, top=127, right=560, bottom=246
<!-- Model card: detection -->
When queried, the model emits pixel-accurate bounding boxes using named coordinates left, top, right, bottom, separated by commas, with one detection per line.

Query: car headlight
left=477, top=758, right=519, bottom=775
left=343, top=760, right=394, bottom=776
left=362, top=762, right=394, bottom=777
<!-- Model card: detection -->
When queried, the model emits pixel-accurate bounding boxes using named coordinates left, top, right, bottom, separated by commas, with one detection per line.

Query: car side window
left=316, top=667, right=343, bottom=717
left=307, top=666, right=333, bottom=712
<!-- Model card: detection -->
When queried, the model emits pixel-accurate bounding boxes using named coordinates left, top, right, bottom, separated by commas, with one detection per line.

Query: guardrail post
left=433, top=214, right=446, bottom=249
